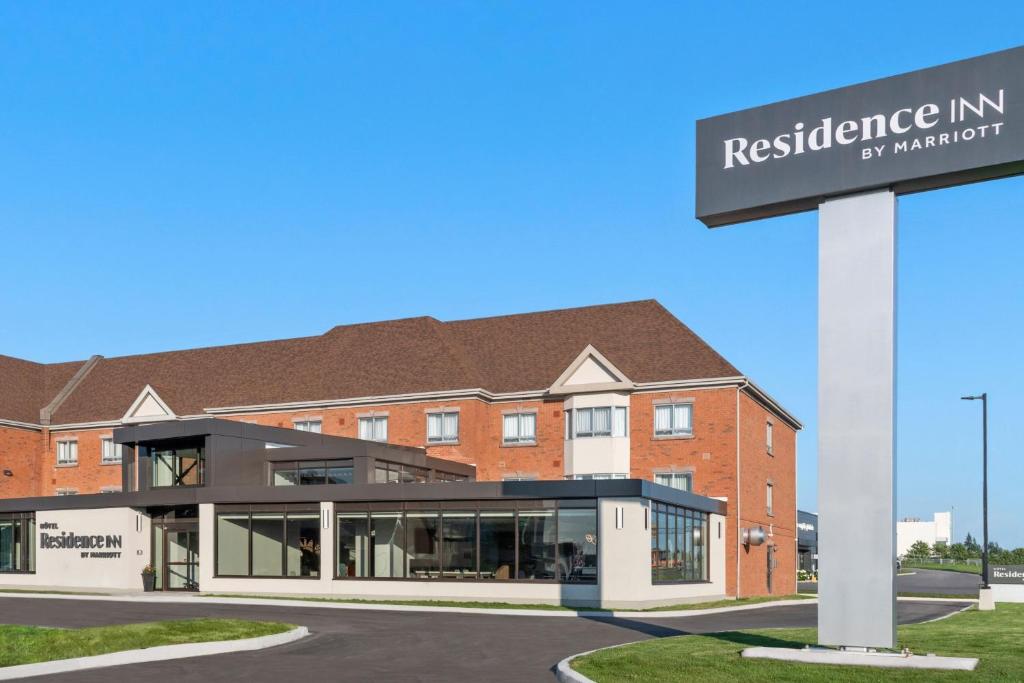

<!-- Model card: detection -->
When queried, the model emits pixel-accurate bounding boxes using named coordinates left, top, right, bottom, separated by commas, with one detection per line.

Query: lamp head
left=961, top=395, right=980, bottom=401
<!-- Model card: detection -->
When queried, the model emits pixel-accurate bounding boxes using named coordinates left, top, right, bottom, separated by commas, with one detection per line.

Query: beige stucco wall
left=0, top=507, right=150, bottom=590
left=597, top=497, right=726, bottom=608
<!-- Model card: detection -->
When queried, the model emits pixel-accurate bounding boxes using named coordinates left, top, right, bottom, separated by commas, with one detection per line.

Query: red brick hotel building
left=0, top=300, right=799, bottom=596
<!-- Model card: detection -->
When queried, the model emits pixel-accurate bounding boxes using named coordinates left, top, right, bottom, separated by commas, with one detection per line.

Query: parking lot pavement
left=0, top=596, right=967, bottom=682
left=800, top=568, right=982, bottom=596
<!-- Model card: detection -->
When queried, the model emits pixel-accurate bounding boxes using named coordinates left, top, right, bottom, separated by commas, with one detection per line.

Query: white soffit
left=121, top=385, right=177, bottom=424
left=548, top=345, right=634, bottom=395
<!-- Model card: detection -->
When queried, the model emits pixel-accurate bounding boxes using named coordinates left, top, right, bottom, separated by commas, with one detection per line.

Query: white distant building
left=897, top=512, right=952, bottom=557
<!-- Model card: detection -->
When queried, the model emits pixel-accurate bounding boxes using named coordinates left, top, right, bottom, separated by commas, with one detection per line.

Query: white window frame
left=766, top=420, right=774, bottom=455
left=654, top=471, right=693, bottom=492
left=56, top=440, right=78, bottom=466
left=426, top=411, right=459, bottom=444
left=358, top=415, right=388, bottom=442
left=294, top=419, right=322, bottom=433
left=502, top=412, right=537, bottom=445
left=567, top=473, right=628, bottom=480
left=100, top=437, right=121, bottom=464
left=766, top=482, right=774, bottom=516
left=571, top=407, right=627, bottom=438
left=654, top=403, right=693, bottom=437
left=55, top=488, right=78, bottom=496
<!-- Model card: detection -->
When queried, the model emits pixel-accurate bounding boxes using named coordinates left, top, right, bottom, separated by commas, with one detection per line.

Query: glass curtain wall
left=336, top=501, right=597, bottom=583
left=0, top=513, right=34, bottom=573
left=215, top=505, right=321, bottom=578
left=650, top=502, right=709, bottom=583
left=150, top=442, right=205, bottom=488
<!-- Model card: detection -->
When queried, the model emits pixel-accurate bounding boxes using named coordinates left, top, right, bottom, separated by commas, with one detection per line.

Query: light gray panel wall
left=817, top=190, right=897, bottom=648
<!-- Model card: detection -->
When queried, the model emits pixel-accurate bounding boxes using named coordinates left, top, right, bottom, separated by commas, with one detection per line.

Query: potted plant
left=141, top=564, right=157, bottom=592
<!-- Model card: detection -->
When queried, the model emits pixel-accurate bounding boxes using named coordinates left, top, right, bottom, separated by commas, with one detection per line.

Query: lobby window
left=358, top=416, right=388, bottom=442
left=214, top=505, right=321, bottom=578
left=502, top=412, right=537, bottom=445
left=651, top=502, right=709, bottom=583
left=56, top=440, right=78, bottom=466
left=101, top=438, right=121, bottom=464
left=0, top=513, right=35, bottom=573
left=655, top=472, right=693, bottom=492
left=426, top=411, right=459, bottom=444
left=571, top=407, right=627, bottom=438
left=335, top=501, right=596, bottom=583
left=294, top=419, right=322, bottom=433
left=654, top=403, right=693, bottom=437
left=271, top=459, right=353, bottom=486
left=150, top=442, right=204, bottom=488
left=766, top=421, right=774, bottom=455
left=766, top=482, right=774, bottom=516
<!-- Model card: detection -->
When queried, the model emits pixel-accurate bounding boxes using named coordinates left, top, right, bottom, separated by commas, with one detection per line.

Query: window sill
left=767, top=511, right=775, bottom=518
left=653, top=433, right=694, bottom=441
left=426, top=441, right=460, bottom=447
left=501, top=442, right=538, bottom=448
left=55, top=463, right=79, bottom=468
left=100, top=461, right=122, bottom=467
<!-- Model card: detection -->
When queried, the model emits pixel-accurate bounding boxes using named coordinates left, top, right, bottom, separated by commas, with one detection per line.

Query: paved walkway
left=0, top=597, right=965, bottom=682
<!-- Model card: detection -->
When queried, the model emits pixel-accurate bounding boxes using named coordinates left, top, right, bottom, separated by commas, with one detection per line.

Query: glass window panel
left=405, top=512, right=440, bottom=578
left=371, top=512, right=405, bottom=578
left=216, top=513, right=249, bottom=576
left=251, top=512, right=285, bottom=576
left=479, top=512, right=515, bottom=580
left=502, top=414, right=519, bottom=441
left=575, top=408, right=592, bottom=436
left=654, top=405, right=672, bottom=434
left=337, top=513, right=369, bottom=578
left=442, top=512, right=476, bottom=578
left=517, top=510, right=556, bottom=580
left=558, top=508, right=598, bottom=584
left=326, top=465, right=354, bottom=485
left=272, top=463, right=298, bottom=486
left=298, top=464, right=326, bottom=486
left=427, top=413, right=443, bottom=441
left=673, top=404, right=692, bottom=432
left=443, top=413, right=459, bottom=441
left=613, top=407, right=627, bottom=437
left=0, top=522, right=15, bottom=571
left=592, top=408, right=611, bottom=436
left=520, top=413, right=536, bottom=440
left=286, top=513, right=320, bottom=577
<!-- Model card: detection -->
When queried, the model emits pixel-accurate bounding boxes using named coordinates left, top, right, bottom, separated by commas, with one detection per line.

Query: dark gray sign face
left=990, top=565, right=1024, bottom=585
left=696, top=46, right=1024, bottom=227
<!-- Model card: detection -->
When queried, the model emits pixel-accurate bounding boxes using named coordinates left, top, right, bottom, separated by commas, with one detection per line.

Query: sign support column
left=817, top=189, right=897, bottom=649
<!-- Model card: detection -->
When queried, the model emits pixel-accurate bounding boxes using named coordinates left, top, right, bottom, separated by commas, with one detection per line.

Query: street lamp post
left=961, top=393, right=989, bottom=590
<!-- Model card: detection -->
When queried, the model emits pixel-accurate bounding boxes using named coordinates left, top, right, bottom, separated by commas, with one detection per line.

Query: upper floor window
left=426, top=411, right=459, bottom=444
left=358, top=416, right=388, bottom=442
left=567, top=473, right=627, bottom=480
left=56, top=441, right=78, bottom=466
left=55, top=488, right=78, bottom=496
left=294, top=419, right=322, bottom=433
left=101, top=438, right=121, bottom=464
left=655, top=471, right=693, bottom=492
left=567, top=407, right=627, bottom=439
left=654, top=403, right=692, bottom=437
left=100, top=486, right=122, bottom=494
left=766, top=421, right=774, bottom=455
left=151, top=443, right=204, bottom=488
left=502, top=412, right=537, bottom=445
left=766, top=482, right=774, bottom=516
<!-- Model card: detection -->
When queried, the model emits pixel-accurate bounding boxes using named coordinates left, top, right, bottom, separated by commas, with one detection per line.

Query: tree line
left=904, top=533, right=1024, bottom=564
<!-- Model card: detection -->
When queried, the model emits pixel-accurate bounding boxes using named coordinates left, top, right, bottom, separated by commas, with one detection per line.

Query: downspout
left=735, top=381, right=747, bottom=598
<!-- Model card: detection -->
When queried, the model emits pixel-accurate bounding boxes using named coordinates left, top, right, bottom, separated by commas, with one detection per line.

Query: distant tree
left=964, top=533, right=982, bottom=557
left=948, top=543, right=969, bottom=562
left=906, top=540, right=932, bottom=559
left=932, top=541, right=950, bottom=559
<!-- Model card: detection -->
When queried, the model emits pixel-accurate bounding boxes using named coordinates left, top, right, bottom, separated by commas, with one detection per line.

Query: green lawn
left=0, top=619, right=294, bottom=668
left=903, top=561, right=983, bottom=575
left=200, top=593, right=810, bottom=613
left=573, top=604, right=1023, bottom=682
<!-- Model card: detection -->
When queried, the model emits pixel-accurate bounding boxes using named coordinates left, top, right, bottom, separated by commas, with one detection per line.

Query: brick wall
left=0, top=425, right=44, bottom=498
left=40, top=428, right=123, bottom=496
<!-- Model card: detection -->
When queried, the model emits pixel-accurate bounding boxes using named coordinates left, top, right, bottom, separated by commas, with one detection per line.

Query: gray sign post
left=695, top=46, right=1024, bottom=651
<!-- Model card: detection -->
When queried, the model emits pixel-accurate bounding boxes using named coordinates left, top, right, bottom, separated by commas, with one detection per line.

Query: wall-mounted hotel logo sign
left=696, top=46, right=1024, bottom=227
left=38, top=521, right=123, bottom=560
left=990, top=565, right=1024, bottom=585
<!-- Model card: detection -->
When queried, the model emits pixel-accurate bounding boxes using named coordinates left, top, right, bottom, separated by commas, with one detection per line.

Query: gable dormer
left=548, top=345, right=634, bottom=396
left=121, top=385, right=177, bottom=424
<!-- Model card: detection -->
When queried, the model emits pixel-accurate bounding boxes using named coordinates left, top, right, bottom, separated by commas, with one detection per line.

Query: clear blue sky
left=1, top=4, right=1021, bottom=546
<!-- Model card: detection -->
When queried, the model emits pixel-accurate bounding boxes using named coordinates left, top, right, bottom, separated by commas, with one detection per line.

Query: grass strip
left=0, top=618, right=293, bottom=668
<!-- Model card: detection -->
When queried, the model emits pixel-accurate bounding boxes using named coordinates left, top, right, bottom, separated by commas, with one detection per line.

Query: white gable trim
left=121, top=385, right=177, bottom=424
left=548, top=345, right=634, bottom=396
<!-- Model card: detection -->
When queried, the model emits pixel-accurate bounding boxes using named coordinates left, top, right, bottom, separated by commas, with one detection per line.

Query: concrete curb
left=0, top=591, right=818, bottom=620
left=0, top=625, right=309, bottom=681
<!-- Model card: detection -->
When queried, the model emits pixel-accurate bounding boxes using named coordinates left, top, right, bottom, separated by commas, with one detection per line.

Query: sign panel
left=696, top=46, right=1024, bottom=227
left=990, top=565, right=1024, bottom=585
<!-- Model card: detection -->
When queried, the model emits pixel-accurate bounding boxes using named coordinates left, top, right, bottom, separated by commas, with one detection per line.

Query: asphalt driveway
left=0, top=597, right=966, bottom=682
left=800, top=568, right=982, bottom=596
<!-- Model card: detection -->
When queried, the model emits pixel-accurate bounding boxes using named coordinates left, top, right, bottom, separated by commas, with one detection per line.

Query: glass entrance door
left=154, top=523, right=199, bottom=591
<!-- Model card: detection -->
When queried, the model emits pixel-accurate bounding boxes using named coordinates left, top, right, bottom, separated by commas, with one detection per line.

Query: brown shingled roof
left=0, top=355, right=86, bottom=424
left=4, top=300, right=742, bottom=426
